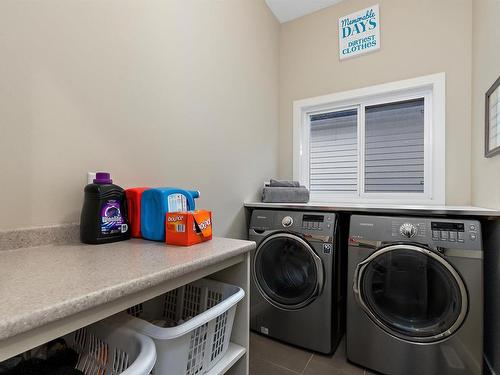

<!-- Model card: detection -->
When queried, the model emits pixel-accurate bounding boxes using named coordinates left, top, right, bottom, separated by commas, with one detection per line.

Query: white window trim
left=293, top=73, right=445, bottom=205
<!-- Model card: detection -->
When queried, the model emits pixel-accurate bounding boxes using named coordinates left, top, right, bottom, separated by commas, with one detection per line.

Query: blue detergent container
left=141, top=187, right=200, bottom=241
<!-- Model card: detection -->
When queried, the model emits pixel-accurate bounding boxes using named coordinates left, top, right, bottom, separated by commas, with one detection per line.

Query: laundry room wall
left=278, top=0, right=473, bottom=205
left=471, top=0, right=500, bottom=209
left=471, top=2, right=500, bottom=372
left=0, top=0, right=280, bottom=237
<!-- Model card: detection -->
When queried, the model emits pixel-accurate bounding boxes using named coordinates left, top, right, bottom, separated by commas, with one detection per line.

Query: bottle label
left=167, top=193, right=187, bottom=212
left=101, top=200, right=128, bottom=235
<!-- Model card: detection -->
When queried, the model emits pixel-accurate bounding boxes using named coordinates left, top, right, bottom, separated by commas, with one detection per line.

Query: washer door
left=353, top=244, right=468, bottom=343
left=254, top=233, right=324, bottom=310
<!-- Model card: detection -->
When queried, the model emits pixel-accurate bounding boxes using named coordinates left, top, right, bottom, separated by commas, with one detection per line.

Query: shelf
left=206, top=343, right=246, bottom=375
left=244, top=201, right=500, bottom=217
left=0, top=238, right=253, bottom=363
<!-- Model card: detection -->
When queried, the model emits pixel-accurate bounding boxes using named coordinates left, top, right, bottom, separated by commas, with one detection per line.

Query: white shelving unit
left=0, top=238, right=252, bottom=375
left=205, top=343, right=247, bottom=375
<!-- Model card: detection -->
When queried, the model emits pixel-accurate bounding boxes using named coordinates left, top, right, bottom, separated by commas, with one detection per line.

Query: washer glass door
left=254, top=233, right=323, bottom=310
left=355, top=244, right=468, bottom=343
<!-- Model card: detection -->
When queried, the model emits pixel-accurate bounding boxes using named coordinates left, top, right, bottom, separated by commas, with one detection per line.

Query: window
left=294, top=73, right=445, bottom=204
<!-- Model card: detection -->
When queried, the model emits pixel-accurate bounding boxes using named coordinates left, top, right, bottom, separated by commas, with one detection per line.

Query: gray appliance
left=482, top=219, right=500, bottom=375
left=249, top=209, right=343, bottom=354
left=347, top=215, right=483, bottom=375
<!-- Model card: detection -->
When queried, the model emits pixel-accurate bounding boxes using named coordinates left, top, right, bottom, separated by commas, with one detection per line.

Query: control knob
left=400, top=223, right=417, bottom=238
left=282, top=216, right=293, bottom=228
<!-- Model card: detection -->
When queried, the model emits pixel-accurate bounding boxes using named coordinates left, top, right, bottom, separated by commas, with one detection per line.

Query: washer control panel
left=301, top=214, right=333, bottom=231
left=430, top=221, right=479, bottom=243
left=389, top=218, right=481, bottom=249
left=281, top=216, right=294, bottom=228
left=399, top=223, right=417, bottom=238
left=248, top=210, right=336, bottom=237
left=351, top=215, right=482, bottom=251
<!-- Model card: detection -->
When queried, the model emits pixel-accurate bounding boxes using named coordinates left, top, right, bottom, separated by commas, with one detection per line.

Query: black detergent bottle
left=80, top=172, right=130, bottom=244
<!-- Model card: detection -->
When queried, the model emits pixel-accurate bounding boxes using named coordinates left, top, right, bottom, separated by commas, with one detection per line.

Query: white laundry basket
left=116, top=278, right=245, bottom=375
left=65, top=320, right=157, bottom=375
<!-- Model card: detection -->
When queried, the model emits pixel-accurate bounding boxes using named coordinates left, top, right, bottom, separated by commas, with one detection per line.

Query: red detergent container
left=125, top=187, right=150, bottom=238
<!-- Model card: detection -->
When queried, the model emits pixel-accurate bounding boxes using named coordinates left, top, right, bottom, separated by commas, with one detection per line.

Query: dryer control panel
left=301, top=214, right=332, bottom=231
left=249, top=210, right=336, bottom=240
left=430, top=221, right=480, bottom=243
left=350, top=215, right=482, bottom=251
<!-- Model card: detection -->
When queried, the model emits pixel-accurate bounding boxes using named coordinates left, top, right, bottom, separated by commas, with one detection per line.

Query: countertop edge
left=0, top=239, right=255, bottom=342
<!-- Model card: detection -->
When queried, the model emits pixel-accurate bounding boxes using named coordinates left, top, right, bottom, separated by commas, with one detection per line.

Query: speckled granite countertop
left=0, top=237, right=255, bottom=341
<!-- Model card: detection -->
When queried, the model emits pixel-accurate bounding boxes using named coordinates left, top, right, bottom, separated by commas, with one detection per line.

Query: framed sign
left=338, top=4, right=380, bottom=60
left=485, top=75, right=500, bottom=157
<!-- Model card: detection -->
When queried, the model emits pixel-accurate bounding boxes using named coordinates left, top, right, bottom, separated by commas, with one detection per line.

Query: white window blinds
left=364, top=99, right=425, bottom=193
left=308, top=98, right=425, bottom=196
left=295, top=73, right=445, bottom=204
left=309, top=109, right=358, bottom=193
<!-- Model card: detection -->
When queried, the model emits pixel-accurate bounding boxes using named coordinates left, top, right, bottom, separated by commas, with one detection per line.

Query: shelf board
left=206, top=343, right=246, bottom=375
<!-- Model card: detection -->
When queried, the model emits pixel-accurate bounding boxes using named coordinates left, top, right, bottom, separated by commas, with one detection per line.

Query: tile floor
left=249, top=332, right=376, bottom=375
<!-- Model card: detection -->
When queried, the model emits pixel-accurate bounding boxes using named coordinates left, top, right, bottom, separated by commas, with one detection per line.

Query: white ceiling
left=265, top=0, right=346, bottom=23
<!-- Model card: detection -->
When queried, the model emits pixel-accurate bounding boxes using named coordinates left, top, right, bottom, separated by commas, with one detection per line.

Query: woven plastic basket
left=116, top=278, right=244, bottom=375
left=65, top=320, right=156, bottom=375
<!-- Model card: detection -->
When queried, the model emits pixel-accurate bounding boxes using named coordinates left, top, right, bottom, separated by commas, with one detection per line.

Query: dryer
left=249, top=209, right=344, bottom=354
left=347, top=215, right=483, bottom=375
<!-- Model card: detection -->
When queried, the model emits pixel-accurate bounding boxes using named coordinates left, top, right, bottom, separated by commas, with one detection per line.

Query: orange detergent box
left=166, top=210, right=212, bottom=246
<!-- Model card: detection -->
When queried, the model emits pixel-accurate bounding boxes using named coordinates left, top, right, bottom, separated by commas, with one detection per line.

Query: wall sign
left=338, top=4, right=380, bottom=60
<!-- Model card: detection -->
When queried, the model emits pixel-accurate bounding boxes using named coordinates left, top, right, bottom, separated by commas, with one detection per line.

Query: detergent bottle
left=80, top=172, right=130, bottom=244
left=141, top=187, right=200, bottom=241
left=125, top=187, right=150, bottom=238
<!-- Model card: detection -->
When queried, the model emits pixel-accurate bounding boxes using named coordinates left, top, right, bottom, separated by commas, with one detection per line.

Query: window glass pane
left=365, top=98, right=425, bottom=193
left=309, top=109, right=358, bottom=193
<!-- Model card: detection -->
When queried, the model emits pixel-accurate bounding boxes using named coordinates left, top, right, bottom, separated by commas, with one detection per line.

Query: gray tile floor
left=249, top=332, right=376, bottom=375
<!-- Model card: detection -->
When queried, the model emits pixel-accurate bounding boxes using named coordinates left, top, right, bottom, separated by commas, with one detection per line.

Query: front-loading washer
left=249, top=209, right=344, bottom=354
left=347, top=215, right=483, bottom=375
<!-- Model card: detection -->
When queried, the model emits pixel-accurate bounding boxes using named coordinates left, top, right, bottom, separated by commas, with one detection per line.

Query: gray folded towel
left=262, top=186, right=310, bottom=203
left=268, top=179, right=300, bottom=188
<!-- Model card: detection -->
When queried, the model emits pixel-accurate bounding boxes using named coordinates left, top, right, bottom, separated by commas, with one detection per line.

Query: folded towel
left=268, top=179, right=300, bottom=188
left=262, top=186, right=310, bottom=203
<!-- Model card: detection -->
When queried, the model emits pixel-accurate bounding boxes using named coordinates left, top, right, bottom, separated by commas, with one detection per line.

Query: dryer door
left=254, top=233, right=324, bottom=310
left=353, top=244, right=468, bottom=343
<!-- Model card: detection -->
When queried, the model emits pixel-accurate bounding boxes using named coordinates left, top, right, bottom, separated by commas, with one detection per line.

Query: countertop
left=244, top=202, right=500, bottom=218
left=0, top=237, right=255, bottom=342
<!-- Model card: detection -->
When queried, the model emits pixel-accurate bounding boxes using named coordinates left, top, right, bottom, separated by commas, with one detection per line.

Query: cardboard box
left=166, top=210, right=212, bottom=246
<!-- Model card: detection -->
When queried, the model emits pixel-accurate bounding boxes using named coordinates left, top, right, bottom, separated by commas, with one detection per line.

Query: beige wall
left=0, top=0, right=279, bottom=237
left=471, top=0, right=500, bottom=209
left=279, top=0, right=473, bottom=205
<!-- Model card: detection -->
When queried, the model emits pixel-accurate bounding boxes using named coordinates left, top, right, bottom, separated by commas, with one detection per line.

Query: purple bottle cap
left=94, top=172, right=113, bottom=184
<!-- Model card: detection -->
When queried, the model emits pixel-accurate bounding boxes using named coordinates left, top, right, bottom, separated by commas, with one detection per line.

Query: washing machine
left=249, top=209, right=344, bottom=354
left=347, top=215, right=483, bottom=375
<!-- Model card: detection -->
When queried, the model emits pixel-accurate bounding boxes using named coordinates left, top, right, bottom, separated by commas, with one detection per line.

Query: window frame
left=293, top=73, right=445, bottom=205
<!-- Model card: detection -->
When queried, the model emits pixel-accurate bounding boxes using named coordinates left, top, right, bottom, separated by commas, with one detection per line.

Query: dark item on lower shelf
left=51, top=366, right=85, bottom=375
left=3, top=344, right=83, bottom=375
left=6, top=358, right=49, bottom=375
left=46, top=347, right=79, bottom=370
